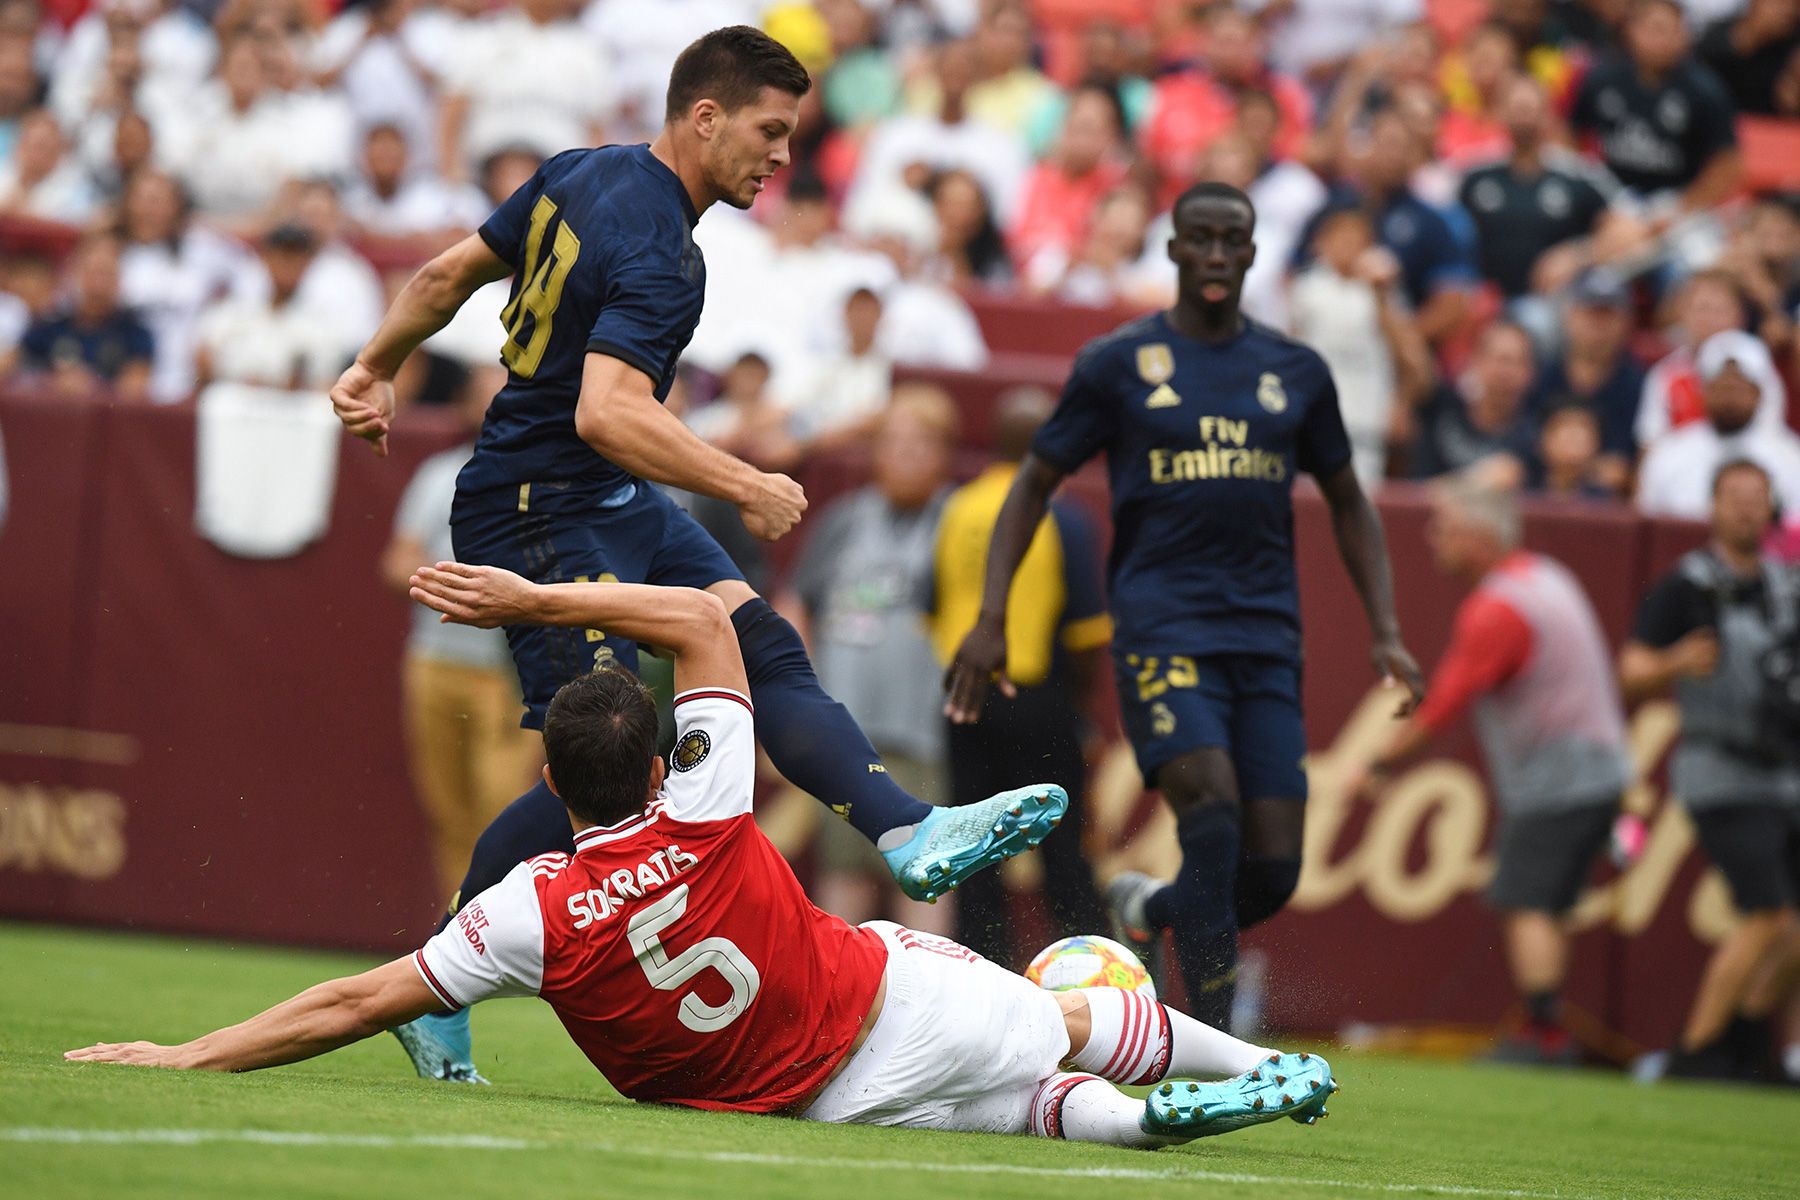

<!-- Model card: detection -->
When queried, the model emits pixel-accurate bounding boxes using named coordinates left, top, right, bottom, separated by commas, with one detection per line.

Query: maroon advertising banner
left=0, top=393, right=1716, bottom=1052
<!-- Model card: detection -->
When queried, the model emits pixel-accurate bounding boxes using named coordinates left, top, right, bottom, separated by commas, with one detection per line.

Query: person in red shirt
left=1140, top=8, right=1313, bottom=210
left=1340, top=479, right=1630, bottom=1065
left=1008, top=83, right=1130, bottom=271
left=67, top=570, right=1337, bottom=1145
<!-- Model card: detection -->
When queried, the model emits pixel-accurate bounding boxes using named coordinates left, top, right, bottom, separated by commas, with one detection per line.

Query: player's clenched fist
left=739, top=472, right=807, bottom=541
left=411, top=562, right=538, bottom=628
left=329, top=359, right=396, bottom=457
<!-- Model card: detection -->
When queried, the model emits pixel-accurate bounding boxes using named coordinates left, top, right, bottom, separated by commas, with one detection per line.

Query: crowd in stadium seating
left=0, top=0, right=1795, bottom=510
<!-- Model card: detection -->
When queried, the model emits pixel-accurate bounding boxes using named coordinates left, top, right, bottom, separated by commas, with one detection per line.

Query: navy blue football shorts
left=452, top=483, right=743, bottom=728
left=1113, top=650, right=1309, bottom=801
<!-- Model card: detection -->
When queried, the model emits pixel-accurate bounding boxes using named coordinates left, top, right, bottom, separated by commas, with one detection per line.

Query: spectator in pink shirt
left=1140, top=8, right=1312, bottom=209
left=1008, top=83, right=1128, bottom=270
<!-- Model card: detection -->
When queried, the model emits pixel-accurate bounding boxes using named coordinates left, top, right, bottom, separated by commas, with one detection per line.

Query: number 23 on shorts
left=1125, top=654, right=1199, bottom=703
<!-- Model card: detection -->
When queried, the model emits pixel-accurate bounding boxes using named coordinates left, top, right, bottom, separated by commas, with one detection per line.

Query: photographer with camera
left=1620, top=458, right=1800, bottom=1084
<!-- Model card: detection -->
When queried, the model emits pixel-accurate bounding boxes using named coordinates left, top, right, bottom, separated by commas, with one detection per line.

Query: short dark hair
left=1173, top=180, right=1256, bottom=226
left=543, top=668, right=661, bottom=828
left=1712, top=457, right=1773, bottom=499
left=665, top=25, right=812, bottom=125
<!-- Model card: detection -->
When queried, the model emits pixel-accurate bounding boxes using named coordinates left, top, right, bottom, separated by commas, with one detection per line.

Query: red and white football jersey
left=413, top=687, right=889, bottom=1113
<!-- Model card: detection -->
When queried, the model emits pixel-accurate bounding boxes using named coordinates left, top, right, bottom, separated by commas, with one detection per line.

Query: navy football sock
left=437, top=777, right=573, bottom=933
left=1235, top=854, right=1302, bottom=930
left=1162, top=804, right=1242, bottom=1029
left=731, top=598, right=931, bottom=846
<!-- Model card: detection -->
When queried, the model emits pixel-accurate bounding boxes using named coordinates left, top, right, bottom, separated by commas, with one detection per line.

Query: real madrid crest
left=1256, top=372, right=1287, bottom=414
left=671, top=729, right=711, bottom=772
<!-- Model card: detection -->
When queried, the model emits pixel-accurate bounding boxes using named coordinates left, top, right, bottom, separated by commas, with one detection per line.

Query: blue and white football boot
left=1143, top=1052, right=1338, bottom=1141
left=881, top=784, right=1068, bottom=902
left=390, top=1008, right=489, bottom=1085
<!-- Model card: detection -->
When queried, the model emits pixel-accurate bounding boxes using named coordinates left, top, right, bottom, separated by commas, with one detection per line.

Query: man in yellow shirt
left=930, top=388, right=1114, bottom=965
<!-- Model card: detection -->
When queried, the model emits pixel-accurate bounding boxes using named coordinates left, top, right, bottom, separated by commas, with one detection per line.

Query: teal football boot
left=881, top=785, right=1067, bottom=902
left=390, top=1008, right=489, bottom=1085
left=1143, top=1052, right=1337, bottom=1141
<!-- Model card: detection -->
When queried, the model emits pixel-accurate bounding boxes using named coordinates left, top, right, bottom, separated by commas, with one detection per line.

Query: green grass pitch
left=3, top=921, right=1796, bottom=1200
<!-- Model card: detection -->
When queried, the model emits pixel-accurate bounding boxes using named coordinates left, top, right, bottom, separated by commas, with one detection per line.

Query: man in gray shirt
left=382, top=390, right=541, bottom=902
left=783, top=384, right=958, bottom=931
left=1621, top=459, right=1800, bottom=1084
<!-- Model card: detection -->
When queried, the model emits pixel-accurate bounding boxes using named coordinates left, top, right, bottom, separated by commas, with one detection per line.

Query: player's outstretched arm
left=1316, top=463, right=1425, bottom=714
left=575, top=353, right=807, bottom=542
left=943, top=452, right=1066, bottom=724
left=410, top=562, right=748, bottom=697
left=64, top=957, right=439, bottom=1073
left=329, top=235, right=513, bottom=457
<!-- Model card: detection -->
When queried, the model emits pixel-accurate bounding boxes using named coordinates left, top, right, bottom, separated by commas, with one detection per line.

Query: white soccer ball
left=1024, top=934, right=1156, bottom=1000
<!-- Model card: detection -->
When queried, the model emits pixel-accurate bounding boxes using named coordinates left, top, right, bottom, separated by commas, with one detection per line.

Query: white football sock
left=1029, top=1073, right=1165, bottom=1148
left=1163, top=999, right=1270, bottom=1078
left=1068, top=987, right=1268, bottom=1084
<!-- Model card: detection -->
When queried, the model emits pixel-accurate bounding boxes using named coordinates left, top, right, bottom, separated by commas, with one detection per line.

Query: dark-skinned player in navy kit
left=331, top=27, right=1066, bottom=1083
left=944, top=182, right=1426, bottom=1026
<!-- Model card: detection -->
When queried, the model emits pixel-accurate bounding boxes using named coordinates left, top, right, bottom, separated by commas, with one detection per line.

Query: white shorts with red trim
left=801, top=922, right=1069, bottom=1134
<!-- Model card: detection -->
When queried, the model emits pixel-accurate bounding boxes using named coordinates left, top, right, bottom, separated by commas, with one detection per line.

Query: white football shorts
left=801, top=921, right=1069, bottom=1134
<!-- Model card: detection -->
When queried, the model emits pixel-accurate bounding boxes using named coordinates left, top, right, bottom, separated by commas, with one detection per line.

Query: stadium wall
left=0, top=391, right=1715, bottom=1052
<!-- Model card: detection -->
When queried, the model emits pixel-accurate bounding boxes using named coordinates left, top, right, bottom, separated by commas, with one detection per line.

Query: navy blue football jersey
left=456, top=144, right=705, bottom=514
left=1031, top=314, right=1353, bottom=661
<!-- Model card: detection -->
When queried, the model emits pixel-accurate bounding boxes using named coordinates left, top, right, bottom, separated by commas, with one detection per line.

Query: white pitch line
left=0, top=1127, right=1614, bottom=1200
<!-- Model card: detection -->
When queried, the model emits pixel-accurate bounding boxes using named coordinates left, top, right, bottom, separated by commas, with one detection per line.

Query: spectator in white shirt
left=157, top=36, right=293, bottom=220
left=196, top=223, right=345, bottom=392
left=853, top=192, right=989, bottom=372
left=438, top=0, right=614, bottom=182
left=1245, top=0, right=1426, bottom=85
left=786, top=286, right=894, bottom=452
left=51, top=0, right=213, bottom=134
left=117, top=169, right=255, bottom=403
left=0, top=107, right=98, bottom=221
left=846, top=37, right=1029, bottom=228
left=344, top=122, right=487, bottom=240
left=310, top=0, right=442, bottom=173
left=583, top=0, right=757, bottom=141
left=1290, top=208, right=1431, bottom=488
left=258, top=31, right=357, bottom=187
left=279, top=178, right=387, bottom=359
left=1638, top=269, right=1790, bottom=448
left=1637, top=330, right=1800, bottom=520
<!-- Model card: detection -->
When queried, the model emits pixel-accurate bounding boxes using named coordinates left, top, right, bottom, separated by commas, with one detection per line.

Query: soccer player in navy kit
left=330, top=27, right=1065, bottom=1081
left=944, top=182, right=1425, bottom=1025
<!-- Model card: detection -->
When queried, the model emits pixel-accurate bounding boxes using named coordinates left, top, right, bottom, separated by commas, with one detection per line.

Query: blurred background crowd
left=0, top=0, right=1793, bottom=509
left=1, top=0, right=1798, bottom=1080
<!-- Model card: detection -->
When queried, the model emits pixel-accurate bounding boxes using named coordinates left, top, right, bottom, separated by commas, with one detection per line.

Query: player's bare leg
left=707, top=578, right=1068, bottom=902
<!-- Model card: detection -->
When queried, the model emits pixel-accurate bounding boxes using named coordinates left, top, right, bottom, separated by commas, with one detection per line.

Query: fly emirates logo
left=1149, top=417, right=1287, bottom=485
left=567, top=843, right=701, bottom=929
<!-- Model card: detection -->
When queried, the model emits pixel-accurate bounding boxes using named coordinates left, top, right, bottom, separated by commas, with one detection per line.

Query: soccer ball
left=1025, top=935, right=1156, bottom=1000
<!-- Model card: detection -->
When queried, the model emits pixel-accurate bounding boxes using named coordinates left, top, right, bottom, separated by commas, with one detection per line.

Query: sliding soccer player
left=70, top=568, right=1335, bottom=1147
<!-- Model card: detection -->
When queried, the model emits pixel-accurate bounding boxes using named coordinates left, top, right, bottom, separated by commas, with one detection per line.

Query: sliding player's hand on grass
left=411, top=562, right=537, bottom=628
left=943, top=618, right=1015, bottom=724
left=1371, top=636, right=1425, bottom=717
left=65, top=1040, right=187, bottom=1069
left=329, top=360, right=395, bottom=457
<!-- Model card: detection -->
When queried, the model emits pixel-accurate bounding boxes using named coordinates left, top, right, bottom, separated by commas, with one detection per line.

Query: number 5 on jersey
left=627, top=883, right=761, bottom=1033
left=500, top=195, right=581, bottom=379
